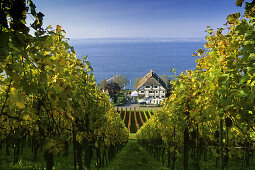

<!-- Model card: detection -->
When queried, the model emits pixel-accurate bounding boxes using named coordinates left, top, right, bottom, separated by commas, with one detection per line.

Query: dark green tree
left=105, top=83, right=121, bottom=102
left=99, top=79, right=107, bottom=90
left=113, top=75, right=129, bottom=89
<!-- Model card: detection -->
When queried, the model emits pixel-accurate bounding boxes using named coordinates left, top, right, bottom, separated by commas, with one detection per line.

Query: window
left=141, top=91, right=144, bottom=93
left=163, top=91, right=165, bottom=93
left=162, top=96, right=164, bottom=98
left=154, top=85, right=158, bottom=88
left=149, top=91, right=153, bottom=93
left=156, top=91, right=158, bottom=93
left=145, top=85, right=150, bottom=88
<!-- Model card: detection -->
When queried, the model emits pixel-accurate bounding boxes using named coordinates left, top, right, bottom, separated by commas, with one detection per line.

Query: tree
left=137, top=1, right=255, bottom=169
left=99, top=79, right=107, bottom=90
left=113, top=75, right=129, bottom=89
left=0, top=1, right=129, bottom=170
left=105, top=83, right=121, bottom=102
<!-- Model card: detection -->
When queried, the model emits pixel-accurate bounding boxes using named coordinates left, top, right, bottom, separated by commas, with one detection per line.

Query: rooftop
left=136, top=70, right=166, bottom=90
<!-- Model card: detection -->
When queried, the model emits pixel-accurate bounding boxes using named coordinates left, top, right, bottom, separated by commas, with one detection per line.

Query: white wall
left=138, top=85, right=166, bottom=104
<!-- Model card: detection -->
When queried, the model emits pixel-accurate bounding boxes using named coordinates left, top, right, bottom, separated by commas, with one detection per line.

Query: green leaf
left=218, top=74, right=229, bottom=86
left=224, top=104, right=234, bottom=111
left=227, top=13, right=240, bottom=25
left=251, top=80, right=255, bottom=86
left=46, top=25, right=53, bottom=29
left=248, top=53, right=255, bottom=60
left=248, top=93, right=255, bottom=103
left=206, top=28, right=214, bottom=35
left=236, top=21, right=248, bottom=34
left=20, top=80, right=30, bottom=94
left=27, top=0, right=37, bottom=16
left=236, top=0, right=245, bottom=7
left=0, top=48, right=9, bottom=61
left=239, top=74, right=250, bottom=84
left=236, top=88, right=249, bottom=97
left=247, top=67, right=255, bottom=74
left=248, top=111, right=253, bottom=115
left=170, top=68, right=176, bottom=72
left=23, top=115, right=31, bottom=121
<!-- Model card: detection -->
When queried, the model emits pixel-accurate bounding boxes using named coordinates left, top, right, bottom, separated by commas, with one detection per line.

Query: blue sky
left=32, top=0, right=244, bottom=38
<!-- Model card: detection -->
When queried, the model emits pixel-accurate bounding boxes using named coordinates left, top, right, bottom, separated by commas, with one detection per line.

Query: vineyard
left=136, top=1, right=255, bottom=169
left=1, top=0, right=255, bottom=170
left=0, top=1, right=128, bottom=170
left=116, top=107, right=154, bottom=133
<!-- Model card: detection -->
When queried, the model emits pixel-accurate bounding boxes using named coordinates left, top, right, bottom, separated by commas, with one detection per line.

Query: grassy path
left=0, top=134, right=167, bottom=170
left=102, top=140, right=168, bottom=170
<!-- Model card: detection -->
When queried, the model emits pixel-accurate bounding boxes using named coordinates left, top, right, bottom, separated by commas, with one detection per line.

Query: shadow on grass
left=101, top=140, right=168, bottom=170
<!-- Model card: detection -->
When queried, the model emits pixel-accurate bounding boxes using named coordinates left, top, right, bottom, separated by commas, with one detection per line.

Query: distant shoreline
left=69, top=37, right=206, bottom=44
left=70, top=40, right=204, bottom=90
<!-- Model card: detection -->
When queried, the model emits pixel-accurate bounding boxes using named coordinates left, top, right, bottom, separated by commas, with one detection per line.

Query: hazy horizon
left=33, top=0, right=243, bottom=39
left=69, top=37, right=206, bottom=44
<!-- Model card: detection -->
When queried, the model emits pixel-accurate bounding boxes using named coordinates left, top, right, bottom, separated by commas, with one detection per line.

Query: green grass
left=2, top=138, right=253, bottom=170
left=0, top=140, right=166, bottom=170
left=100, top=140, right=168, bottom=170
left=0, top=144, right=73, bottom=170
left=128, top=133, right=137, bottom=140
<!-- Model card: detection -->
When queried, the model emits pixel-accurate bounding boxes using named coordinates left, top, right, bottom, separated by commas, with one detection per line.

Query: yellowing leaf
left=23, top=114, right=30, bottom=120
left=16, top=101, right=25, bottom=109
left=57, top=25, right=62, bottom=30
left=10, top=87, right=16, bottom=95
left=59, top=57, right=66, bottom=65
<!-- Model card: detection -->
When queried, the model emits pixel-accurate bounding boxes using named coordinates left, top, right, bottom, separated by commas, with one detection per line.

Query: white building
left=136, top=70, right=166, bottom=105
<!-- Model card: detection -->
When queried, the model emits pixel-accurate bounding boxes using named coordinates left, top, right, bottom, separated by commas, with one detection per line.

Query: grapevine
left=0, top=1, right=128, bottom=169
left=137, top=1, right=255, bottom=169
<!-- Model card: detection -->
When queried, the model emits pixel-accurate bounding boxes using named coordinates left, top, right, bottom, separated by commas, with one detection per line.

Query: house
left=136, top=70, right=166, bottom=105
left=106, top=75, right=117, bottom=84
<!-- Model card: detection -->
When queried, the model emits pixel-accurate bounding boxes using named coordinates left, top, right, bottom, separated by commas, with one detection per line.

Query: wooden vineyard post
left=134, top=107, right=139, bottom=131
left=123, top=108, right=127, bottom=123
left=139, top=110, right=144, bottom=125
left=119, top=108, right=122, bottom=115
left=128, top=107, right=132, bottom=132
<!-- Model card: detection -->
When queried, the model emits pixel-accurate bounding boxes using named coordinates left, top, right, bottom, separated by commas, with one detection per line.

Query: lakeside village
left=98, top=70, right=171, bottom=107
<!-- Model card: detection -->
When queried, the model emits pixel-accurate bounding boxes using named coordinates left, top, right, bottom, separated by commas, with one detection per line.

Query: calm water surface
left=70, top=39, right=204, bottom=89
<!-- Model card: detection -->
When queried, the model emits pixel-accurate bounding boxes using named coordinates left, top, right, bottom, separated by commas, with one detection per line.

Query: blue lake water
left=70, top=39, right=205, bottom=89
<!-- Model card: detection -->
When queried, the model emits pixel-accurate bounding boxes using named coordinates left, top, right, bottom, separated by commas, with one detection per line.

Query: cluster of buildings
left=103, top=70, right=167, bottom=105
left=133, top=70, right=167, bottom=105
